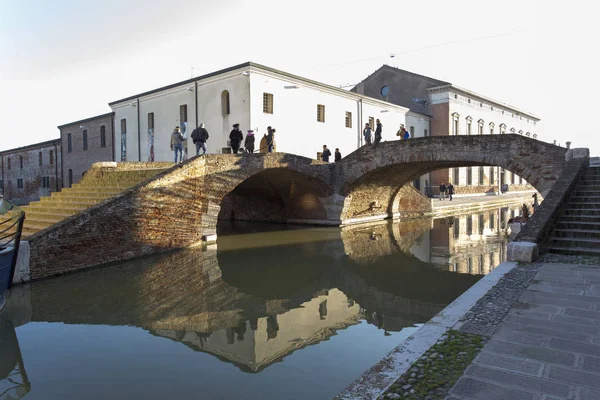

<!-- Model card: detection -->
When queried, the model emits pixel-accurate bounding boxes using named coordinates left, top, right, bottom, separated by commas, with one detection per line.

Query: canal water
left=0, top=205, right=521, bottom=400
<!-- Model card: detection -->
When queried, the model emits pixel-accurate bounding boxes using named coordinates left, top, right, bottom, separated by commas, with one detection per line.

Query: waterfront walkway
left=432, top=191, right=537, bottom=216
left=449, top=261, right=600, bottom=400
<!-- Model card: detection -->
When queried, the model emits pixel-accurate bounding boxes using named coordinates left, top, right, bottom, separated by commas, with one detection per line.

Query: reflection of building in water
left=0, top=320, right=30, bottom=400
left=151, top=289, right=362, bottom=372
left=429, top=206, right=522, bottom=274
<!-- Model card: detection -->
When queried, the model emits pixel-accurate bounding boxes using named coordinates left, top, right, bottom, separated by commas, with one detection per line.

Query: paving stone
left=564, top=307, right=600, bottom=320
left=493, top=328, right=547, bottom=347
left=484, top=340, right=576, bottom=366
left=581, top=388, right=600, bottom=400
left=500, top=322, right=589, bottom=342
left=548, top=366, right=600, bottom=390
left=519, top=291, right=595, bottom=310
left=465, top=365, right=570, bottom=398
left=553, top=315, right=598, bottom=327
left=535, top=272, right=586, bottom=284
left=506, top=315, right=599, bottom=335
left=583, top=356, right=600, bottom=374
left=533, top=280, right=590, bottom=290
left=511, top=303, right=562, bottom=315
left=529, top=283, right=586, bottom=296
left=475, top=352, right=544, bottom=376
left=549, top=338, right=600, bottom=358
left=522, top=290, right=600, bottom=305
left=450, top=377, right=536, bottom=400
left=509, top=310, right=553, bottom=320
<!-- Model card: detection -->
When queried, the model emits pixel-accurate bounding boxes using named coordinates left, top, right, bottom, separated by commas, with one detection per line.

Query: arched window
left=518, top=130, right=523, bottom=135
left=525, top=132, right=530, bottom=137
left=451, top=112, right=460, bottom=135
left=477, top=119, right=484, bottom=135
left=499, top=123, right=506, bottom=134
left=489, top=122, right=495, bottom=134
left=221, top=90, right=230, bottom=116
left=510, top=128, right=516, bottom=134
left=533, top=133, right=537, bottom=139
left=466, top=116, right=472, bottom=135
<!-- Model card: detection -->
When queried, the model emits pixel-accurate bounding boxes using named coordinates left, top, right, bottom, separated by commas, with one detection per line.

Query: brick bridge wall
left=26, top=135, right=569, bottom=280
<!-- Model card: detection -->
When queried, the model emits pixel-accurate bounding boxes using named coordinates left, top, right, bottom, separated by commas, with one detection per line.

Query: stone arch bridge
left=27, top=134, right=572, bottom=279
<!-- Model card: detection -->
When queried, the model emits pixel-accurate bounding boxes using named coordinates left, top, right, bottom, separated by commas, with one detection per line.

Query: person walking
left=191, top=123, right=209, bottom=156
left=447, top=183, right=454, bottom=201
left=334, top=148, right=342, bottom=162
left=439, top=182, right=447, bottom=201
left=363, top=123, right=372, bottom=145
left=170, top=126, right=184, bottom=163
left=321, top=145, right=332, bottom=162
left=374, top=119, right=383, bottom=144
left=245, top=130, right=256, bottom=153
left=396, top=125, right=407, bottom=140
left=229, top=123, right=244, bottom=154
left=267, top=128, right=276, bottom=152
left=532, top=192, right=539, bottom=211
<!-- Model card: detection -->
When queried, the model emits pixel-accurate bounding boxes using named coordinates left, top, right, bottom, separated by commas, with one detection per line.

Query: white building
left=109, top=62, right=422, bottom=163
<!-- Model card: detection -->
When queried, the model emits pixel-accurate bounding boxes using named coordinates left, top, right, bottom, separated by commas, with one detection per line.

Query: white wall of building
left=248, top=69, right=408, bottom=160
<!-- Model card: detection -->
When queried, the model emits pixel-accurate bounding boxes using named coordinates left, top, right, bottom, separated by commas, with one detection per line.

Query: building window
left=491, top=106, right=494, bottom=111
left=120, top=119, right=127, bottom=161
left=511, top=172, right=516, bottom=184
left=478, top=120, right=484, bottom=135
left=510, top=128, right=516, bottom=134
left=489, top=123, right=495, bottom=135
left=263, top=93, right=274, bottom=114
left=410, top=126, right=415, bottom=136
left=345, top=112, right=352, bottom=128
left=0, top=180, right=2, bottom=190
left=480, top=102, right=483, bottom=107
left=453, top=168, right=460, bottom=185
left=49, top=149, right=54, bottom=164
left=533, top=133, right=537, bottom=139
left=467, top=99, right=471, bottom=104
left=424, top=129, right=428, bottom=137
left=67, top=133, right=72, bottom=153
left=490, top=213, right=495, bottom=230
left=317, top=104, right=325, bottom=123
left=479, top=214, right=485, bottom=234
left=466, top=216, right=473, bottom=235
left=518, top=130, right=523, bottom=135
left=68, top=169, right=73, bottom=188
left=466, top=117, right=472, bottom=135
left=381, top=86, right=390, bottom=96
left=83, top=130, right=88, bottom=151
left=42, top=176, right=50, bottom=188
left=490, top=167, right=495, bottom=185
left=467, top=167, right=473, bottom=185
left=147, top=113, right=154, bottom=130
left=7, top=158, right=10, bottom=170
left=499, top=124, right=506, bottom=134
left=19, top=156, right=23, bottom=169
left=369, top=117, right=375, bottom=129
left=100, top=126, right=106, bottom=148
left=39, top=152, right=43, bottom=166
left=525, top=132, right=530, bottom=137
left=221, top=90, right=230, bottom=116
left=17, top=178, right=24, bottom=189
left=454, top=94, right=458, bottom=99
left=179, top=104, right=188, bottom=124
left=453, top=219, right=460, bottom=239
left=479, top=167, right=484, bottom=185
left=452, top=113, right=459, bottom=135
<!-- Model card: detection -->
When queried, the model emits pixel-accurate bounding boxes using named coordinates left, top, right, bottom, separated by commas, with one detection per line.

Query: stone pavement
left=433, top=191, right=537, bottom=210
left=448, top=262, right=600, bottom=400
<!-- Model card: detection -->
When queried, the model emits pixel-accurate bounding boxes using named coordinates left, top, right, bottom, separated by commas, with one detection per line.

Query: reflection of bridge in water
left=2, top=218, right=486, bottom=374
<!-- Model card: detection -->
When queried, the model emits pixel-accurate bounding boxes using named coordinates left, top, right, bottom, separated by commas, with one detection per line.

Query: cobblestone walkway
left=448, top=262, right=600, bottom=400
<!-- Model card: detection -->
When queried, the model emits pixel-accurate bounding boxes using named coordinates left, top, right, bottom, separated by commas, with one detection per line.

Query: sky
left=1, top=0, right=599, bottom=154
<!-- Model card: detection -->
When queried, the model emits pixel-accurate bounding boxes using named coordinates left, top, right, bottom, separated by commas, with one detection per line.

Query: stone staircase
left=21, top=167, right=171, bottom=238
left=549, top=166, right=600, bottom=255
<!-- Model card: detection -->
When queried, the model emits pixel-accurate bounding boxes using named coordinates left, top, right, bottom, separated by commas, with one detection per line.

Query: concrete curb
left=333, top=261, right=518, bottom=400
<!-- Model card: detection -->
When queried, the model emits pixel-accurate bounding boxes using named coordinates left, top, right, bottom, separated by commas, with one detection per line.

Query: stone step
left=549, top=246, right=600, bottom=256
left=25, top=203, right=90, bottom=214
left=554, top=228, right=600, bottom=239
left=564, top=208, right=600, bottom=217
left=570, top=196, right=600, bottom=202
left=24, top=211, right=74, bottom=223
left=565, top=202, right=600, bottom=210
left=559, top=214, right=600, bottom=223
left=551, top=237, right=600, bottom=250
left=62, top=187, right=128, bottom=195
left=556, top=220, right=600, bottom=230
left=573, top=191, right=600, bottom=197
left=40, top=195, right=108, bottom=204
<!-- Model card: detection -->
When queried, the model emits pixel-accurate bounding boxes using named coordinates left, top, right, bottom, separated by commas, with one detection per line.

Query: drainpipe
left=195, top=81, right=199, bottom=128
left=357, top=99, right=363, bottom=148
left=54, top=142, right=59, bottom=192
left=1, top=154, right=4, bottom=198
left=137, top=98, right=141, bottom=161
left=60, top=133, right=64, bottom=188
left=111, top=115, right=115, bottom=161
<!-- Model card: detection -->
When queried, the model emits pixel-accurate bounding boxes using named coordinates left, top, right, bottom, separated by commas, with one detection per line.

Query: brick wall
left=59, top=113, right=114, bottom=187
left=1, top=140, right=62, bottom=205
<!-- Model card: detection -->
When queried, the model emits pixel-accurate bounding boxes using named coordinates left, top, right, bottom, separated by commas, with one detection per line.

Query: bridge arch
left=335, top=134, right=566, bottom=223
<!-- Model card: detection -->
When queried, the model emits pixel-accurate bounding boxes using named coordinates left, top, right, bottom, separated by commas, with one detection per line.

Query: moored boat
left=0, top=197, right=25, bottom=312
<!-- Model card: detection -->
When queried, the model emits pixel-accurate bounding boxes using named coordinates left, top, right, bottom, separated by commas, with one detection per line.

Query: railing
left=0, top=199, right=26, bottom=288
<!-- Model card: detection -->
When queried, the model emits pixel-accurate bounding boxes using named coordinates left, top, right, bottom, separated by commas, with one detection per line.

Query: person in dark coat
left=374, top=119, right=383, bottom=144
left=267, top=127, right=275, bottom=152
left=229, top=123, right=243, bottom=154
left=334, top=148, right=342, bottom=162
left=191, top=123, right=209, bottom=155
left=363, top=123, right=372, bottom=145
left=439, top=182, right=447, bottom=201
left=447, top=183, right=454, bottom=201
left=245, top=130, right=256, bottom=153
left=321, top=145, right=332, bottom=162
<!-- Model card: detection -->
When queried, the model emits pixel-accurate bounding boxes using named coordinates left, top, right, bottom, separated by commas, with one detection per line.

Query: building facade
left=58, top=112, right=115, bottom=187
left=109, top=62, right=414, bottom=163
left=0, top=139, right=62, bottom=205
left=352, top=65, right=541, bottom=195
